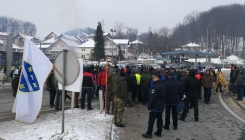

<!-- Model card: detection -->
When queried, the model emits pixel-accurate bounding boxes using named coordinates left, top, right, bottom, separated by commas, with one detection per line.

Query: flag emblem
left=19, top=61, right=40, bottom=92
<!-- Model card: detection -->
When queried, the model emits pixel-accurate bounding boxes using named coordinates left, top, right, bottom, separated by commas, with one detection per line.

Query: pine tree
left=92, top=22, right=105, bottom=63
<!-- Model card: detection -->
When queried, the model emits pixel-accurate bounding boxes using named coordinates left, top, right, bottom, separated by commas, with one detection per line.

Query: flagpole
left=105, top=54, right=108, bottom=116
left=62, top=50, right=67, bottom=133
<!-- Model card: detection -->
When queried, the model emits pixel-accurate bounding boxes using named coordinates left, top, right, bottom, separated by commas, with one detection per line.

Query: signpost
left=54, top=49, right=80, bottom=133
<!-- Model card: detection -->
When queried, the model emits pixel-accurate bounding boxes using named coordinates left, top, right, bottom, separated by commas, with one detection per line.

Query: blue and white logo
left=19, top=61, right=40, bottom=92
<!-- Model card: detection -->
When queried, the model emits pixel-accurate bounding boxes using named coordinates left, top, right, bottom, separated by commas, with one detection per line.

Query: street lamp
left=110, top=29, right=116, bottom=62
left=206, top=22, right=217, bottom=65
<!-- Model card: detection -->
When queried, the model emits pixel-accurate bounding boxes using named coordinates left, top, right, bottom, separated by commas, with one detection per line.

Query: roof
left=44, top=32, right=60, bottom=39
left=61, top=38, right=79, bottom=47
left=42, top=38, right=56, bottom=44
left=0, top=40, right=22, bottom=49
left=0, top=32, right=8, bottom=36
left=78, top=39, right=95, bottom=48
left=131, top=40, right=143, bottom=44
left=113, top=39, right=129, bottom=45
left=162, top=50, right=216, bottom=57
left=182, top=43, right=201, bottom=48
left=35, top=44, right=51, bottom=49
left=13, top=34, right=34, bottom=40
left=58, top=34, right=79, bottom=41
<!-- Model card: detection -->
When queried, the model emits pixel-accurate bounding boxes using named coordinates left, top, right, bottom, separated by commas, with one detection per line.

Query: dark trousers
left=181, top=96, right=199, bottom=119
left=237, top=84, right=244, bottom=99
left=136, top=85, right=141, bottom=100
left=198, top=85, right=202, bottom=99
left=49, top=89, right=56, bottom=106
left=74, top=92, right=79, bottom=108
left=81, top=88, right=92, bottom=109
left=146, top=111, right=163, bottom=135
left=142, top=87, right=150, bottom=105
left=165, top=106, right=178, bottom=127
left=55, top=87, right=62, bottom=110
left=204, top=88, right=212, bottom=102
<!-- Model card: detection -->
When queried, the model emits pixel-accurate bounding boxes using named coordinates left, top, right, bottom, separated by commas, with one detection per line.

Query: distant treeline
left=0, top=16, right=36, bottom=37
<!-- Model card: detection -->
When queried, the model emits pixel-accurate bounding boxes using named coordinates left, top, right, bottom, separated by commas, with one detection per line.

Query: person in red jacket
left=97, top=67, right=108, bottom=107
left=81, top=67, right=94, bottom=110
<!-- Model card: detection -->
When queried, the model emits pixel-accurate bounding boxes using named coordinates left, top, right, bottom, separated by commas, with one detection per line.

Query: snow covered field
left=0, top=109, right=113, bottom=140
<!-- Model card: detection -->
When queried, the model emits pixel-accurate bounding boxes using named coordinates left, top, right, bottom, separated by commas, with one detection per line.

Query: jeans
left=81, top=88, right=93, bottom=109
left=177, top=100, right=184, bottom=113
left=237, top=84, right=244, bottom=100
left=204, top=88, right=212, bottom=102
left=142, top=87, right=150, bottom=105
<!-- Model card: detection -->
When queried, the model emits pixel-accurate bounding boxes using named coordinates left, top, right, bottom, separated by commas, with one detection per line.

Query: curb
left=222, top=91, right=245, bottom=112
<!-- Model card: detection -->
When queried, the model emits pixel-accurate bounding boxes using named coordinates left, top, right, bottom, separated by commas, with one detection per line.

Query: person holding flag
left=12, top=38, right=53, bottom=124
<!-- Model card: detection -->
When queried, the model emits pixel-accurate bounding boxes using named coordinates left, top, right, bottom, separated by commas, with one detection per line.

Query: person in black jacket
left=230, top=66, right=239, bottom=95
left=125, top=70, right=136, bottom=107
left=163, top=72, right=182, bottom=130
left=179, top=69, right=200, bottom=122
left=142, top=73, right=167, bottom=139
left=46, top=70, right=56, bottom=108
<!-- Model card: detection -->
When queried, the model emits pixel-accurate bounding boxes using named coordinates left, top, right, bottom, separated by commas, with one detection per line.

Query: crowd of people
left=12, top=62, right=243, bottom=139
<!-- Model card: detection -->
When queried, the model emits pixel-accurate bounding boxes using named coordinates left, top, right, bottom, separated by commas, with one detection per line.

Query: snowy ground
left=0, top=109, right=113, bottom=140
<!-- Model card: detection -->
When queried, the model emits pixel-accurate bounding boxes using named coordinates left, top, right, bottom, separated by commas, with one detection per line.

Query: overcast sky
left=0, top=0, right=244, bottom=39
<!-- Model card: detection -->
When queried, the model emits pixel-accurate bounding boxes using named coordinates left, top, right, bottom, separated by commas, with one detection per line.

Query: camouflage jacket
left=113, top=75, right=127, bottom=101
left=108, top=73, right=117, bottom=92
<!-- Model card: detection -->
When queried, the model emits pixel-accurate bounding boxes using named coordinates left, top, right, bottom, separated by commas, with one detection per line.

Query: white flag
left=12, top=38, right=52, bottom=123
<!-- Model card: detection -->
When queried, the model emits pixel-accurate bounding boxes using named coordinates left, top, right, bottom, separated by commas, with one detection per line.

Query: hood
left=188, top=69, right=196, bottom=76
left=239, top=67, right=245, bottom=74
left=114, top=75, right=125, bottom=84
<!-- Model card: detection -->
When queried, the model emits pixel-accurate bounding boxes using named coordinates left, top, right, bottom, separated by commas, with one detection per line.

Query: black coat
left=164, top=77, right=182, bottom=106
left=147, top=80, right=167, bottom=112
left=125, top=74, right=136, bottom=92
left=183, top=70, right=201, bottom=98
left=230, top=70, right=238, bottom=83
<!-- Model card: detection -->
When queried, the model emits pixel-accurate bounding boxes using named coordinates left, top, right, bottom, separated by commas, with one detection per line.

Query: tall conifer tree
left=92, top=22, right=105, bottom=62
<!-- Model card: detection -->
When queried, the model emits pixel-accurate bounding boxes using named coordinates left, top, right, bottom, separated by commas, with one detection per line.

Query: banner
left=12, top=38, right=52, bottom=123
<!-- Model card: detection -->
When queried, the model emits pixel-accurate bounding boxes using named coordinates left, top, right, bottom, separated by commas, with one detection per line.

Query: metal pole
left=112, top=31, right=113, bottom=62
left=6, top=35, right=13, bottom=82
left=62, top=50, right=67, bottom=133
left=206, top=27, right=208, bottom=66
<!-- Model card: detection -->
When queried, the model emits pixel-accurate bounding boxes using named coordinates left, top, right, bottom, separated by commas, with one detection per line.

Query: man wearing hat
left=142, top=72, right=167, bottom=138
left=163, top=72, right=182, bottom=130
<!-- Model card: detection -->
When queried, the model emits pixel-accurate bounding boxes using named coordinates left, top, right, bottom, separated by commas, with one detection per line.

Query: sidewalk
left=229, top=93, right=245, bottom=112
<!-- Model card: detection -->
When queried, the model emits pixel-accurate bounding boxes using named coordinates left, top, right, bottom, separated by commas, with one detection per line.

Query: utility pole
left=101, top=19, right=105, bottom=32
left=6, top=34, right=13, bottom=82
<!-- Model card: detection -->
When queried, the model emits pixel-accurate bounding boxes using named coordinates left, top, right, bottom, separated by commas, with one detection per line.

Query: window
left=81, top=55, right=85, bottom=58
left=81, top=48, right=85, bottom=51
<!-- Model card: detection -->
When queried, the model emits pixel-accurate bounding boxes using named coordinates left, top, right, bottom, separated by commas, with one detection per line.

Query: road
left=0, top=86, right=72, bottom=122
left=112, top=69, right=245, bottom=140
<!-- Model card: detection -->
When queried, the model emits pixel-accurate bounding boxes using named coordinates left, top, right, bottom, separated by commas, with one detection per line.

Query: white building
left=77, top=39, right=95, bottom=60
left=182, top=43, right=201, bottom=51
left=113, top=39, right=129, bottom=55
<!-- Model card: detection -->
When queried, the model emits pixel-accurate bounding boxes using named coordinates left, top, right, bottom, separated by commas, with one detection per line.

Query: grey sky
left=0, top=0, right=244, bottom=39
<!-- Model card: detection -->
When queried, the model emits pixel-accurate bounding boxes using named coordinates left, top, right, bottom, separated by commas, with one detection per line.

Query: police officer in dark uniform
left=142, top=72, right=167, bottom=139
left=163, top=72, right=182, bottom=130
